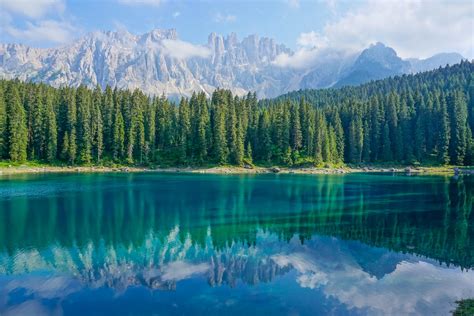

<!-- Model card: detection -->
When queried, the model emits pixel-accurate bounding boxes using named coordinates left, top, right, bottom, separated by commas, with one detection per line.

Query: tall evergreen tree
left=30, top=86, right=44, bottom=159
left=211, top=91, right=228, bottom=164
left=91, top=86, right=103, bottom=162
left=43, top=90, right=57, bottom=162
left=448, top=91, right=468, bottom=164
left=438, top=95, right=450, bottom=164
left=348, top=113, right=364, bottom=164
left=112, top=100, right=125, bottom=161
left=76, top=86, right=92, bottom=164
left=0, top=86, right=6, bottom=158
left=6, top=84, right=27, bottom=161
left=290, top=102, right=302, bottom=150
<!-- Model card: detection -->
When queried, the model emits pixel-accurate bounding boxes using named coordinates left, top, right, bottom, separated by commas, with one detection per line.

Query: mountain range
left=0, top=28, right=464, bottom=98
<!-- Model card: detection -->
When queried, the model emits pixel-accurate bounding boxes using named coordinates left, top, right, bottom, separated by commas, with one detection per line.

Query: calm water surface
left=0, top=173, right=473, bottom=316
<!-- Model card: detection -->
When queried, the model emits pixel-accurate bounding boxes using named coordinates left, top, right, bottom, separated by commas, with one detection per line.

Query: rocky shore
left=0, top=164, right=458, bottom=176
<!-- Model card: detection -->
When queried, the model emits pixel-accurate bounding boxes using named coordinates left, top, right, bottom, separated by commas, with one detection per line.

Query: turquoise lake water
left=0, top=173, right=473, bottom=315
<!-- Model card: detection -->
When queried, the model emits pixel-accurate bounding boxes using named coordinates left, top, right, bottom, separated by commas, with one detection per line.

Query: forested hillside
left=0, top=61, right=473, bottom=167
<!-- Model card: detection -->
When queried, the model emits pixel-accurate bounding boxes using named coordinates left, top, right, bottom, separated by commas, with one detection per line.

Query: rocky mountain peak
left=0, top=31, right=465, bottom=98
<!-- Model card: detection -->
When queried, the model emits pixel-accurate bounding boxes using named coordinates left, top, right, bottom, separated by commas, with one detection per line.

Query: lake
left=0, top=172, right=473, bottom=315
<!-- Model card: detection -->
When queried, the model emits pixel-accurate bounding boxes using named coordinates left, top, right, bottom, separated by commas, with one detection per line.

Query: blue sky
left=1, top=0, right=473, bottom=59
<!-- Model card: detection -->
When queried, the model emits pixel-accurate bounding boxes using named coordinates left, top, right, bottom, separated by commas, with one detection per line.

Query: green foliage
left=453, top=299, right=474, bottom=316
left=0, top=61, right=473, bottom=167
left=0, top=86, right=6, bottom=158
left=6, top=84, right=27, bottom=161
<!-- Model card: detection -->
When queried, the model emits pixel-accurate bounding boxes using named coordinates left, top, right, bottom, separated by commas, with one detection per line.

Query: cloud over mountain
left=0, top=29, right=465, bottom=98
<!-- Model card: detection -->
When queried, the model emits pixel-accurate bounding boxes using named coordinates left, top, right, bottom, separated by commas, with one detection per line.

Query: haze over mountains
left=0, top=28, right=464, bottom=98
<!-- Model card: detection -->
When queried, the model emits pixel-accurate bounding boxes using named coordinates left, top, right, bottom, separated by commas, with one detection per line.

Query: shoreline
left=0, top=164, right=460, bottom=176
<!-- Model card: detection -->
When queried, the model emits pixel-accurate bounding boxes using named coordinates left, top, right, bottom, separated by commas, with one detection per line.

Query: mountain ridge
left=0, top=28, right=465, bottom=98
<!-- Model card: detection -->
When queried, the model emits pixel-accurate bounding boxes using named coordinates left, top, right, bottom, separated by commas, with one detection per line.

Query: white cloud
left=118, top=0, right=162, bottom=6
left=297, top=31, right=328, bottom=49
left=273, top=31, right=330, bottom=69
left=214, top=12, right=236, bottom=23
left=162, top=39, right=211, bottom=59
left=1, top=0, right=77, bottom=46
left=0, top=0, right=65, bottom=18
left=5, top=19, right=77, bottom=44
left=315, top=0, right=474, bottom=59
left=275, top=0, right=473, bottom=69
left=273, top=49, right=321, bottom=69
left=173, top=11, right=180, bottom=18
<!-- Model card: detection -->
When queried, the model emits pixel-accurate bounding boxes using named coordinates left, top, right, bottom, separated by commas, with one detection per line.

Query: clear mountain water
left=0, top=173, right=473, bottom=315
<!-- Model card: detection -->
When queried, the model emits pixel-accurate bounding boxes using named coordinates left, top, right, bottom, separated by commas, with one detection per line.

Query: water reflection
left=0, top=173, right=473, bottom=315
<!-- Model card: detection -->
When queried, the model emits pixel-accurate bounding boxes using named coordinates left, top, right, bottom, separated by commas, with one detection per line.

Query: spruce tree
left=448, top=91, right=468, bottom=165
left=76, top=86, right=92, bottom=164
left=211, top=91, right=228, bottom=164
left=195, top=93, right=209, bottom=163
left=177, top=98, right=190, bottom=164
left=6, top=84, right=27, bottom=162
left=91, top=86, right=103, bottom=162
left=438, top=95, right=450, bottom=164
left=348, top=114, right=364, bottom=164
left=112, top=102, right=125, bottom=161
left=290, top=103, right=302, bottom=150
left=43, top=90, right=57, bottom=162
left=0, top=86, right=6, bottom=158
left=30, top=86, right=44, bottom=159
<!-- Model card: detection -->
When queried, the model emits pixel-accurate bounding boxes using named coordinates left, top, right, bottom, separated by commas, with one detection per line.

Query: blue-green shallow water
left=0, top=173, right=473, bottom=316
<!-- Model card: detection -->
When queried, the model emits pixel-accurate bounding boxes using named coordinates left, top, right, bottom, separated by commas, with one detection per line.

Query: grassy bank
left=0, top=161, right=462, bottom=176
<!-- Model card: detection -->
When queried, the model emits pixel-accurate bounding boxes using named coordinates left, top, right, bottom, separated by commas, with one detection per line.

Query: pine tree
left=195, top=93, right=209, bottom=163
left=177, top=98, right=190, bottom=164
left=0, top=86, right=6, bottom=158
left=76, top=86, right=92, bottom=164
left=381, top=121, right=392, bottom=161
left=313, top=112, right=324, bottom=166
left=414, top=97, right=426, bottom=162
left=61, top=132, right=69, bottom=162
left=6, top=84, right=27, bottom=161
left=448, top=91, right=468, bottom=165
left=290, top=103, right=302, bottom=150
left=348, top=114, right=364, bottom=164
left=30, top=86, right=44, bottom=159
left=438, top=95, right=450, bottom=164
left=211, top=91, right=228, bottom=164
left=112, top=102, right=125, bottom=161
left=91, top=86, right=103, bottom=162
left=332, top=112, right=344, bottom=164
left=257, top=111, right=272, bottom=163
left=227, top=98, right=238, bottom=164
left=43, top=90, right=57, bottom=162
left=64, top=88, right=77, bottom=164
left=103, top=86, right=114, bottom=152
left=234, top=117, right=245, bottom=166
left=68, top=130, right=77, bottom=164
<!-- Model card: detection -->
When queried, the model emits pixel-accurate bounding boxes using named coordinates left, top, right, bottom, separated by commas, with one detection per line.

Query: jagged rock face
left=0, top=30, right=464, bottom=98
left=0, top=29, right=296, bottom=98
left=333, top=42, right=410, bottom=87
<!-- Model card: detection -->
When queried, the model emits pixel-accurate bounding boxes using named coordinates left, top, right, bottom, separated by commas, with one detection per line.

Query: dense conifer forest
left=0, top=61, right=473, bottom=167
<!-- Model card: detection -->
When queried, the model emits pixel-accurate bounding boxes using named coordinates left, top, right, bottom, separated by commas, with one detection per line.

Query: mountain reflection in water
left=0, top=173, right=473, bottom=315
